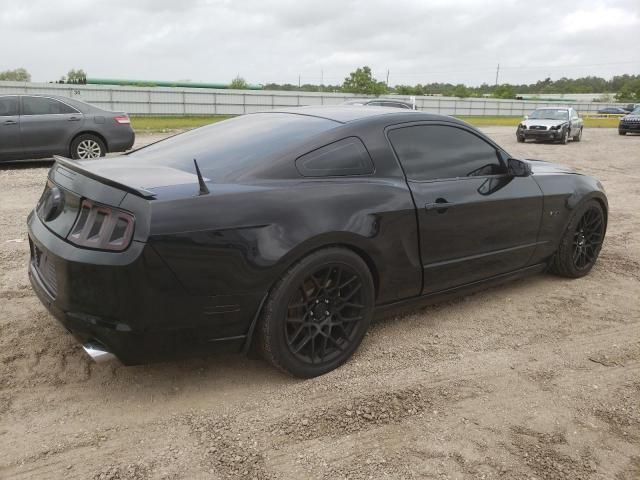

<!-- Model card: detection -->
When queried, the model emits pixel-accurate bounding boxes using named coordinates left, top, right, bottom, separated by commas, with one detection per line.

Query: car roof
left=270, top=105, right=447, bottom=124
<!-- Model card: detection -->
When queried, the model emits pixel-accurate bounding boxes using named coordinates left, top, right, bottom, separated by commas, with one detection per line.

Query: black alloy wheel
left=285, top=264, right=365, bottom=365
left=572, top=206, right=605, bottom=270
left=549, top=200, right=606, bottom=278
left=257, top=248, right=374, bottom=378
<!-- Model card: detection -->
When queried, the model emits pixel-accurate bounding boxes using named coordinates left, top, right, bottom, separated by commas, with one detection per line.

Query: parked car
left=28, top=106, right=607, bottom=377
left=618, top=106, right=640, bottom=135
left=517, top=107, right=583, bottom=144
left=0, top=94, right=135, bottom=162
left=623, top=103, right=640, bottom=112
left=596, top=107, right=628, bottom=115
left=343, top=98, right=416, bottom=109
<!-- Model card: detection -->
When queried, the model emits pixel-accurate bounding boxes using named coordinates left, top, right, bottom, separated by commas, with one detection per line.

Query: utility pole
left=495, top=63, right=500, bottom=86
left=386, top=69, right=390, bottom=87
left=321, top=69, right=324, bottom=92
left=298, top=74, right=301, bottom=89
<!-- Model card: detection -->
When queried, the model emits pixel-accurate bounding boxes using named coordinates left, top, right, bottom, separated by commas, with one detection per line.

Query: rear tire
left=549, top=200, right=606, bottom=278
left=573, top=127, right=582, bottom=142
left=257, top=248, right=374, bottom=378
left=71, top=134, right=106, bottom=159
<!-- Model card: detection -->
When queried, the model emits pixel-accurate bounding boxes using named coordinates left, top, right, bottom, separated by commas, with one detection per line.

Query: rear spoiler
left=52, top=156, right=157, bottom=199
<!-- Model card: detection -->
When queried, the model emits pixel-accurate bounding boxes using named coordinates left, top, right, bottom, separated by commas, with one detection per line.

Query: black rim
left=285, top=264, right=365, bottom=364
left=573, top=207, right=604, bottom=269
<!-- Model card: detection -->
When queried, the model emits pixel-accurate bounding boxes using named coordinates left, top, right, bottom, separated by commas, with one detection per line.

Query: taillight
left=114, top=115, right=130, bottom=124
left=67, top=200, right=134, bottom=251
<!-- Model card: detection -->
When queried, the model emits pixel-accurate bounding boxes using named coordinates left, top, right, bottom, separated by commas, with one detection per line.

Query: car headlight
left=550, top=124, right=564, bottom=130
left=519, top=123, right=526, bottom=129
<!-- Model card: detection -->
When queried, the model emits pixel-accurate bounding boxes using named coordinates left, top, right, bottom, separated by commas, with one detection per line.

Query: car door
left=0, top=96, right=22, bottom=161
left=19, top=96, right=83, bottom=158
left=387, top=123, right=544, bottom=294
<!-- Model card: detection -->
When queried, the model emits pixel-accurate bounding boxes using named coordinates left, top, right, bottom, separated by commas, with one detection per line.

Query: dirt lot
left=1, top=127, right=638, bottom=479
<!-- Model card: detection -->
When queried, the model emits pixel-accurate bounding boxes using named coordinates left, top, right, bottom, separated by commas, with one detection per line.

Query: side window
left=296, top=137, right=374, bottom=177
left=388, top=125, right=504, bottom=181
left=22, top=97, right=77, bottom=115
left=0, top=96, right=19, bottom=116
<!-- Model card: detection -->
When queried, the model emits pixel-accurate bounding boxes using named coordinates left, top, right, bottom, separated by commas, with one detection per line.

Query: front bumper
left=519, top=128, right=563, bottom=140
left=27, top=212, right=258, bottom=365
left=619, top=122, right=640, bottom=133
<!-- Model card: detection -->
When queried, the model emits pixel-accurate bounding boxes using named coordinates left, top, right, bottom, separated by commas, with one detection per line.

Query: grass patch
left=457, top=116, right=620, bottom=128
left=130, top=114, right=621, bottom=133
left=130, top=115, right=232, bottom=132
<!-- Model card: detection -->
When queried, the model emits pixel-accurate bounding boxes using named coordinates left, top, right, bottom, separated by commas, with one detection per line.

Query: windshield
left=528, top=109, right=569, bottom=120
left=127, top=113, right=339, bottom=181
left=632, top=107, right=640, bottom=115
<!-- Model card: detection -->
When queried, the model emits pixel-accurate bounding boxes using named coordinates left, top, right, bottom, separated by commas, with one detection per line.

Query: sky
left=0, top=0, right=638, bottom=87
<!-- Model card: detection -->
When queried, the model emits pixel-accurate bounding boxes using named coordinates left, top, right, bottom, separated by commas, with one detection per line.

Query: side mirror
left=507, top=158, right=531, bottom=177
left=523, top=115, right=529, bottom=120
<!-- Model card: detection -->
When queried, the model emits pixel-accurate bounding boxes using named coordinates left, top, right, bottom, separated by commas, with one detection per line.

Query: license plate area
left=30, top=239, right=58, bottom=298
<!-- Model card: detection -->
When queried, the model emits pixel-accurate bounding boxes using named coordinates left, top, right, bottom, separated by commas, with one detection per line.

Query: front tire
left=71, top=134, right=106, bottom=160
left=560, top=128, right=569, bottom=144
left=257, top=248, right=374, bottom=378
left=549, top=200, right=606, bottom=278
left=517, top=135, right=525, bottom=143
left=618, top=130, right=626, bottom=136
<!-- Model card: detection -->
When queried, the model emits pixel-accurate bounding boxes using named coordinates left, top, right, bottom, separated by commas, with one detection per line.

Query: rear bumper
left=108, top=129, right=136, bottom=153
left=27, top=211, right=259, bottom=365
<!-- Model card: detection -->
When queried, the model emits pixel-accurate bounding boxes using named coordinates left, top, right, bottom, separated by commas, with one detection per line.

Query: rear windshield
left=128, top=113, right=339, bottom=181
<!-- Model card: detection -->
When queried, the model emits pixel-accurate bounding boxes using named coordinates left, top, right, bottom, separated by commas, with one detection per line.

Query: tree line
left=2, top=66, right=638, bottom=102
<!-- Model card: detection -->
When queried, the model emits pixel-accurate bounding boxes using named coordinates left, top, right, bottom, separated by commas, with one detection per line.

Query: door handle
left=68, top=116, right=81, bottom=121
left=425, top=198, right=456, bottom=213
left=3, top=119, right=17, bottom=125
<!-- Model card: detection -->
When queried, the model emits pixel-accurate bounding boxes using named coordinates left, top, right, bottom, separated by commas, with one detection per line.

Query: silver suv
left=517, top=107, right=583, bottom=144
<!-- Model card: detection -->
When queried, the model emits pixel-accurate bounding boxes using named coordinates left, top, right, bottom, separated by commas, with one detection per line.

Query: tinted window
left=128, top=113, right=339, bottom=181
left=381, top=102, right=411, bottom=109
left=0, top=96, right=19, bottom=116
left=388, top=125, right=504, bottom=181
left=22, top=96, right=78, bottom=115
left=296, top=137, right=374, bottom=177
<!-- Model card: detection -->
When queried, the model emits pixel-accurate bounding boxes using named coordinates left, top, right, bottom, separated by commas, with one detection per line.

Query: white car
left=517, top=107, right=583, bottom=144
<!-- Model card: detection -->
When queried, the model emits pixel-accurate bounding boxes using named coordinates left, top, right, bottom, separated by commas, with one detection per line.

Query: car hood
left=521, top=119, right=568, bottom=128
left=522, top=159, right=577, bottom=175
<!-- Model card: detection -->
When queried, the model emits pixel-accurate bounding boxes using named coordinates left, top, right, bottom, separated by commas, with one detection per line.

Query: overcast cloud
left=0, top=0, right=638, bottom=86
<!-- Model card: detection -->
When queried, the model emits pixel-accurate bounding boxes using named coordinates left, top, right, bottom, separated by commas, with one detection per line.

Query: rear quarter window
left=296, top=137, right=374, bottom=177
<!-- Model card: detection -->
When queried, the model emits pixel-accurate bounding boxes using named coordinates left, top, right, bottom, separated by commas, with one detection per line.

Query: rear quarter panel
left=148, top=177, right=422, bottom=305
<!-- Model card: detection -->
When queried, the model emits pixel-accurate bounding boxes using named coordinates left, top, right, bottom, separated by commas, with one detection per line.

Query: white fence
left=0, top=81, right=623, bottom=117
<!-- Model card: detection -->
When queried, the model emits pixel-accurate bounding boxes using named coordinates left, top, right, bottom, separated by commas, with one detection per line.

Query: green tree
left=66, top=69, right=87, bottom=84
left=342, top=66, right=387, bottom=95
left=0, top=68, right=31, bottom=82
left=230, top=76, right=248, bottom=89
left=493, top=84, right=515, bottom=99
left=450, top=84, right=471, bottom=98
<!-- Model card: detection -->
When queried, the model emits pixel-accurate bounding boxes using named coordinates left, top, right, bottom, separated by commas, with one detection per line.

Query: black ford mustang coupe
left=28, top=107, right=608, bottom=377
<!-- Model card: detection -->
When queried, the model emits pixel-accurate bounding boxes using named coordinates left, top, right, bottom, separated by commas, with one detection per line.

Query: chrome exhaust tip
left=82, top=343, right=116, bottom=363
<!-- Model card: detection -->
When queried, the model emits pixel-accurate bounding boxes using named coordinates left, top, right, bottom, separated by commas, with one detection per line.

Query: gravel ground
left=0, top=127, right=638, bottom=479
